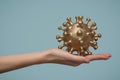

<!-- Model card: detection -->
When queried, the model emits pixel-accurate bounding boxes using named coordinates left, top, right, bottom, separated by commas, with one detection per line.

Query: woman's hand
left=46, top=48, right=111, bottom=66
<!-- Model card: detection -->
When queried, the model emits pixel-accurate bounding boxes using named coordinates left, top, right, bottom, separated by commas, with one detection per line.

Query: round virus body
left=56, top=16, right=101, bottom=56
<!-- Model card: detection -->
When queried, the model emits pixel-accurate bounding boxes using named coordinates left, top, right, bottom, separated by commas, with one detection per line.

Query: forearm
left=0, top=50, right=51, bottom=73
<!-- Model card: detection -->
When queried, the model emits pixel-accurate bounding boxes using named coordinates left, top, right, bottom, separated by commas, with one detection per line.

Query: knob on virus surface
left=56, top=16, right=102, bottom=56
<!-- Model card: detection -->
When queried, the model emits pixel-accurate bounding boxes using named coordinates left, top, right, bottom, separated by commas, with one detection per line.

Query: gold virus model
left=56, top=16, right=101, bottom=56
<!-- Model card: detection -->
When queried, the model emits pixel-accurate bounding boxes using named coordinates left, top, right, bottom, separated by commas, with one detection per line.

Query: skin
left=0, top=48, right=111, bottom=73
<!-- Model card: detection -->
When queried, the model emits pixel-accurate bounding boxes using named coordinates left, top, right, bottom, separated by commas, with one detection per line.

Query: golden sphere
left=56, top=16, right=101, bottom=56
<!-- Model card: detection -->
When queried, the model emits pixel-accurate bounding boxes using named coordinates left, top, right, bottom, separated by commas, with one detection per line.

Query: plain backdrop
left=0, top=0, right=120, bottom=80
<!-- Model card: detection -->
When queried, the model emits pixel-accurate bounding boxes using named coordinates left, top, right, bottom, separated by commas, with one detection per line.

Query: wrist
left=34, top=48, right=61, bottom=65
left=34, top=49, right=54, bottom=64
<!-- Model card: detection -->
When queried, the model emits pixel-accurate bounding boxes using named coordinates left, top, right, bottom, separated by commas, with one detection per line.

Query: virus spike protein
left=56, top=16, right=102, bottom=56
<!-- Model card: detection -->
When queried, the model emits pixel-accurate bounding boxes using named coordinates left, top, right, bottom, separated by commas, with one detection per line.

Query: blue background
left=0, top=0, right=120, bottom=80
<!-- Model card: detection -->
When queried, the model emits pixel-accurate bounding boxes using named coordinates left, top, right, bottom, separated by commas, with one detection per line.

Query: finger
left=85, top=53, right=111, bottom=61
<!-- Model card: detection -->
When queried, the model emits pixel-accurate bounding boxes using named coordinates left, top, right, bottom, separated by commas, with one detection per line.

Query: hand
left=46, top=48, right=111, bottom=66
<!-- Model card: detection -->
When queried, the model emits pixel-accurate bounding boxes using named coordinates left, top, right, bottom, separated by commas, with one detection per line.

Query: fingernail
left=107, top=54, right=112, bottom=58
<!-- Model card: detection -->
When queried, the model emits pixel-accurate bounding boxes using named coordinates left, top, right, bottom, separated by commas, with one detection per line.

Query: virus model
left=56, top=16, right=101, bottom=56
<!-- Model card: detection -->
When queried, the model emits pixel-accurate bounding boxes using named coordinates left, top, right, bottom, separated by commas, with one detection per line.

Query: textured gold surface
left=56, top=16, right=101, bottom=56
